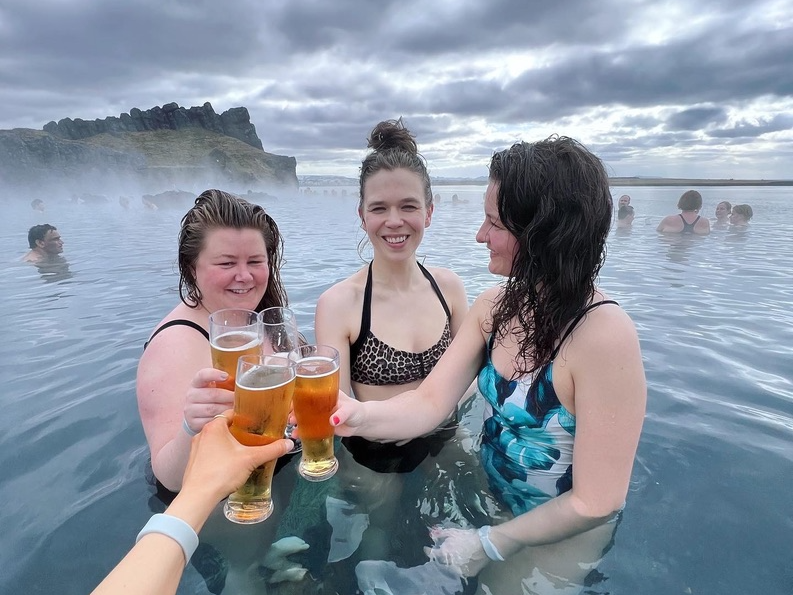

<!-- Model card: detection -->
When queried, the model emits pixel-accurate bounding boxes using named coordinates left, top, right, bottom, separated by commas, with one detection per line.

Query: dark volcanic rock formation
left=43, top=102, right=263, bottom=150
left=0, top=103, right=297, bottom=195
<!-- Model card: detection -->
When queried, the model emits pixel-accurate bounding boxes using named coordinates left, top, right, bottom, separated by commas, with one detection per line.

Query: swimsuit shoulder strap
left=350, top=262, right=374, bottom=361
left=144, top=318, right=209, bottom=351
left=417, top=262, right=452, bottom=319
left=549, top=300, right=619, bottom=360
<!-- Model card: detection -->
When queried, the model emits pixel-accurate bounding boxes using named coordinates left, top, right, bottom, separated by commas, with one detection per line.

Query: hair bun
left=367, top=118, right=417, bottom=154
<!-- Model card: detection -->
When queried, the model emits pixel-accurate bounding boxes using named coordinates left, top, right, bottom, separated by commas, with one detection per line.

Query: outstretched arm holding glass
left=331, top=136, right=647, bottom=592
left=91, top=414, right=294, bottom=595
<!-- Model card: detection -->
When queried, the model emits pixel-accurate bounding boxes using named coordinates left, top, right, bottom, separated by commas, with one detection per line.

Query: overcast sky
left=2, top=0, right=792, bottom=179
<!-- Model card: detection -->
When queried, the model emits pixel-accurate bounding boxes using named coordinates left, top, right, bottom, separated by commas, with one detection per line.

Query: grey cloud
left=709, top=114, right=793, bottom=138
left=666, top=107, right=728, bottom=131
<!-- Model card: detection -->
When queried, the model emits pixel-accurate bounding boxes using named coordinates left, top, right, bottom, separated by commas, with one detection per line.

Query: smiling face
left=715, top=202, right=731, bottom=220
left=193, top=227, right=269, bottom=313
left=475, top=181, right=519, bottom=277
left=360, top=168, right=432, bottom=260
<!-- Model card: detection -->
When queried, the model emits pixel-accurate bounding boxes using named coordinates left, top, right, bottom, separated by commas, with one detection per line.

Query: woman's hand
left=329, top=390, right=366, bottom=437
left=183, top=368, right=235, bottom=435
left=181, top=412, right=294, bottom=502
left=425, top=526, right=491, bottom=578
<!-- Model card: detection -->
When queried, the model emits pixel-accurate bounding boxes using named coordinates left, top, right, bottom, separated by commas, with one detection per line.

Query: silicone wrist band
left=477, top=525, right=505, bottom=561
left=136, top=513, right=199, bottom=566
left=182, top=417, right=199, bottom=437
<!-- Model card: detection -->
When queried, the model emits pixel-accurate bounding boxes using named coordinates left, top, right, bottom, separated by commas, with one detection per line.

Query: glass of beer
left=260, top=307, right=302, bottom=449
left=293, top=344, right=340, bottom=482
left=259, top=306, right=300, bottom=357
left=209, top=308, right=262, bottom=391
left=224, top=354, right=296, bottom=524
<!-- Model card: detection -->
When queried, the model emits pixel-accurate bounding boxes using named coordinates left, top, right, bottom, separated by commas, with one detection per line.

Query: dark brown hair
left=358, top=118, right=432, bottom=210
left=488, top=136, right=612, bottom=383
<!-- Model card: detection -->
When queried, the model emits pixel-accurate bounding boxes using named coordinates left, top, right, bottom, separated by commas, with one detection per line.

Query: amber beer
left=224, top=355, right=295, bottom=524
left=293, top=345, right=340, bottom=481
left=209, top=309, right=261, bottom=391
left=210, top=331, right=261, bottom=390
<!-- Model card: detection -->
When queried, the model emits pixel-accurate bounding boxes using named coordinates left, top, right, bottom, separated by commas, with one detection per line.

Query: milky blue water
left=1, top=185, right=791, bottom=594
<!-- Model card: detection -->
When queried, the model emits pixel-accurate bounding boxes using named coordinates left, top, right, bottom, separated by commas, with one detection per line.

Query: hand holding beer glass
left=225, top=354, right=296, bottom=524
left=209, top=309, right=262, bottom=391
left=293, top=345, right=340, bottom=481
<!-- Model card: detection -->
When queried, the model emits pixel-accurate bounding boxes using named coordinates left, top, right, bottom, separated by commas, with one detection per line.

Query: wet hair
left=488, top=135, right=612, bottom=383
left=732, top=204, right=753, bottom=221
left=358, top=118, right=432, bottom=211
left=717, top=200, right=732, bottom=212
left=677, top=190, right=702, bottom=211
left=28, top=224, right=56, bottom=249
left=618, top=205, right=635, bottom=220
left=177, top=189, right=287, bottom=311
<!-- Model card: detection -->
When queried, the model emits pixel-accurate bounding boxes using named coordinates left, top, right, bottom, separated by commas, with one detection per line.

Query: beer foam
left=296, top=356, right=338, bottom=378
left=212, top=330, right=261, bottom=352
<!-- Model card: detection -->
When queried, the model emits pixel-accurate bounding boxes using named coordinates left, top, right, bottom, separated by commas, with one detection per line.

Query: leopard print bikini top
left=350, top=262, right=452, bottom=386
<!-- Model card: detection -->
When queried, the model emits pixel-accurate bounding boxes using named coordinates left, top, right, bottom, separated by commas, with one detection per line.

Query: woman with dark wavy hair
left=332, top=136, right=646, bottom=592
left=137, top=189, right=288, bottom=491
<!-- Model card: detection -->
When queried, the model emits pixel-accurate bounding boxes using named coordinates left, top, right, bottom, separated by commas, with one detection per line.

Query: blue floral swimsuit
left=478, top=300, right=618, bottom=515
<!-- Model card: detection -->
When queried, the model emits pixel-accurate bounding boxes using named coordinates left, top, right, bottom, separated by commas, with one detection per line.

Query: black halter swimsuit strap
left=549, top=300, right=619, bottom=360
left=143, top=319, right=209, bottom=350
left=417, top=262, right=451, bottom=319
left=349, top=262, right=374, bottom=363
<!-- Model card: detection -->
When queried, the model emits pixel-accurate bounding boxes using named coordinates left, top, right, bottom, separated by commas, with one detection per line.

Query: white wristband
left=477, top=525, right=505, bottom=561
left=182, top=417, right=199, bottom=437
left=136, top=513, right=199, bottom=566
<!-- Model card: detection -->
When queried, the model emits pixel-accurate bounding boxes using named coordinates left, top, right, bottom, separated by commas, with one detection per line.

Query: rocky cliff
left=0, top=103, right=297, bottom=196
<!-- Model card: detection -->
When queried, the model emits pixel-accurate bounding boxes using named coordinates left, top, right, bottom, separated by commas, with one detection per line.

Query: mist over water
left=1, top=185, right=791, bottom=594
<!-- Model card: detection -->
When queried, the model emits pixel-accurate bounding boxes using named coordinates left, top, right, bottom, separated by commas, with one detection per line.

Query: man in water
left=23, top=224, right=64, bottom=263
left=618, top=194, right=631, bottom=208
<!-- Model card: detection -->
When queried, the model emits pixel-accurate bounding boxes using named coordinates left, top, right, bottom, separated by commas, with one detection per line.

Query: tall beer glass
left=260, top=307, right=302, bottom=449
left=224, top=354, right=296, bottom=524
left=293, top=344, right=340, bottom=481
left=209, top=309, right=261, bottom=391
left=259, top=306, right=300, bottom=357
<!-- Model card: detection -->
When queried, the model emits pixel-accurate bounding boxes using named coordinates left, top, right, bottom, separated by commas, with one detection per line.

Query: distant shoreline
left=606, top=177, right=793, bottom=187
left=299, top=175, right=793, bottom=187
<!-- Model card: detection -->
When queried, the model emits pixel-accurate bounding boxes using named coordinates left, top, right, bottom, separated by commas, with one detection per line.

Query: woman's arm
left=332, top=288, right=494, bottom=440
left=91, top=415, right=294, bottom=595
left=315, top=282, right=357, bottom=396
left=137, top=325, right=234, bottom=491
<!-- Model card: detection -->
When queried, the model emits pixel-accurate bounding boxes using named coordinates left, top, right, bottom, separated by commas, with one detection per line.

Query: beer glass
left=209, top=309, right=261, bottom=391
left=293, top=344, right=340, bottom=481
left=260, top=307, right=302, bottom=449
left=224, top=354, right=296, bottom=524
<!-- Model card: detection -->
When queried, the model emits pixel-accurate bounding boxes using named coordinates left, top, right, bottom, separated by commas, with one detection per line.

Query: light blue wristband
left=136, top=513, right=199, bottom=566
left=182, top=417, right=199, bottom=437
left=477, top=525, right=505, bottom=561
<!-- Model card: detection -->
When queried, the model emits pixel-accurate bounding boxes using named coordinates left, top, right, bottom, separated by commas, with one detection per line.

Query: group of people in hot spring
left=91, top=120, right=647, bottom=595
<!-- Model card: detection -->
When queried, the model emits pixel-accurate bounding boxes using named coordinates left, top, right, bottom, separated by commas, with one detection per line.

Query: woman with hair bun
left=315, top=118, right=469, bottom=470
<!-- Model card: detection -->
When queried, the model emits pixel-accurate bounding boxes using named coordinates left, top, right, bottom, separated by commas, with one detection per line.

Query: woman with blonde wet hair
left=137, top=189, right=288, bottom=491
